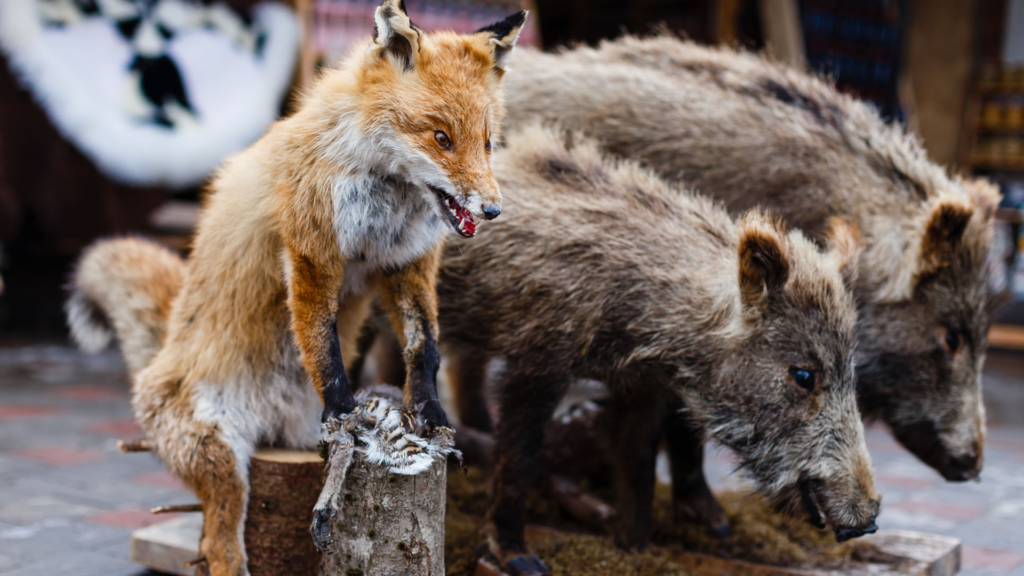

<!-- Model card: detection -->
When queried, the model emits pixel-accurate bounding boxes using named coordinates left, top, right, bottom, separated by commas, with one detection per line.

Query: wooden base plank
left=129, top=514, right=202, bottom=576
left=140, top=515, right=961, bottom=576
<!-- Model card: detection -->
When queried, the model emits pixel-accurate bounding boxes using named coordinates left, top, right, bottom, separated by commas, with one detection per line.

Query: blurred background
left=0, top=1, right=1023, bottom=575
left=5, top=0, right=1024, bottom=341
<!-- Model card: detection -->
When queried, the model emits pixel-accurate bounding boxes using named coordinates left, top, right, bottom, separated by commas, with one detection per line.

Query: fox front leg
left=378, top=245, right=449, bottom=428
left=286, top=249, right=355, bottom=421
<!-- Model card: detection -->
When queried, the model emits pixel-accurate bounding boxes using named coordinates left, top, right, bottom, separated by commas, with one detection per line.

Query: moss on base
left=445, top=467, right=884, bottom=575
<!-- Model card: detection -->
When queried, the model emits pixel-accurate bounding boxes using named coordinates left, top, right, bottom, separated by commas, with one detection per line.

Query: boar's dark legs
left=607, top=385, right=672, bottom=550
left=448, top=348, right=494, bottom=432
left=667, top=411, right=732, bottom=537
left=487, top=362, right=571, bottom=570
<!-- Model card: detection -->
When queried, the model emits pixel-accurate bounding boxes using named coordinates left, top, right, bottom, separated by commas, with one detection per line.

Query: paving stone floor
left=0, top=342, right=1022, bottom=575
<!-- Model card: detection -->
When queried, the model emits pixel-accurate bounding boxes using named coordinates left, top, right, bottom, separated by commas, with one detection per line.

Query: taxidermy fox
left=65, top=2, right=527, bottom=575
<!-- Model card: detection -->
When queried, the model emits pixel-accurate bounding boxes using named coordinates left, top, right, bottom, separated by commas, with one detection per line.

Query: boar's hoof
left=834, top=522, right=878, bottom=542
left=506, top=555, right=550, bottom=575
left=711, top=523, right=733, bottom=539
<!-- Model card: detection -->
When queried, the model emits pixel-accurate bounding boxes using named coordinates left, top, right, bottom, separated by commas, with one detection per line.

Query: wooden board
left=660, top=530, right=959, bottom=576
left=135, top=516, right=960, bottom=576
left=130, top=514, right=203, bottom=576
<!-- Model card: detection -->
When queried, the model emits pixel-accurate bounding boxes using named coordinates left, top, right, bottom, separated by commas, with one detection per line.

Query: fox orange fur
left=66, top=3, right=527, bottom=574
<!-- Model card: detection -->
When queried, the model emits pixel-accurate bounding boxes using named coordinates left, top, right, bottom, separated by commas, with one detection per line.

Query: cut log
left=130, top=448, right=324, bottom=576
left=245, top=449, right=324, bottom=576
left=320, top=453, right=447, bottom=576
left=315, top=388, right=456, bottom=576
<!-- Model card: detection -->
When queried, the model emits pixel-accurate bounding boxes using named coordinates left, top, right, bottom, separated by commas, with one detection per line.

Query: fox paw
left=310, top=506, right=338, bottom=553
left=418, top=398, right=449, bottom=429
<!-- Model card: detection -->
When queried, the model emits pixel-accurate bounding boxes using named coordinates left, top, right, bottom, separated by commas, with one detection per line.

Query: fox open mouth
left=429, top=185, right=477, bottom=238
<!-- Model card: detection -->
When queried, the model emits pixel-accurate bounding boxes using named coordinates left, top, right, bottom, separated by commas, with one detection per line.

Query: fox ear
left=916, top=199, right=973, bottom=279
left=738, top=216, right=790, bottom=309
left=374, top=0, right=421, bottom=71
left=474, top=10, right=528, bottom=71
left=824, top=218, right=862, bottom=288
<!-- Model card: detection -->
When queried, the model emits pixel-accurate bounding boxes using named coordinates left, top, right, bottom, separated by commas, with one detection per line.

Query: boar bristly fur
left=500, top=37, right=998, bottom=484
left=438, top=126, right=879, bottom=571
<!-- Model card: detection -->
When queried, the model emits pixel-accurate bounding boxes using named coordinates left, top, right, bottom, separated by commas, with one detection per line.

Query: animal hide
left=314, top=385, right=459, bottom=528
left=0, top=0, right=299, bottom=189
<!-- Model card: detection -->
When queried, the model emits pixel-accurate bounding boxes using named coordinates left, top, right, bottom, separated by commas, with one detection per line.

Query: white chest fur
left=332, top=173, right=446, bottom=294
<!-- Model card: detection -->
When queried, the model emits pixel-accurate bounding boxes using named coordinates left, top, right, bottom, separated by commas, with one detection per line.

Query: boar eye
left=434, top=131, right=452, bottom=150
left=944, top=329, right=961, bottom=354
left=788, top=367, right=815, bottom=392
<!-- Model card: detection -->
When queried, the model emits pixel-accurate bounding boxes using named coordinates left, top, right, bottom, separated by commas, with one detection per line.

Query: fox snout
left=482, top=204, right=501, bottom=220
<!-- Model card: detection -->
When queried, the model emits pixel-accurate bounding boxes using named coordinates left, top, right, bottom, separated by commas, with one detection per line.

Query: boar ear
left=824, top=218, right=862, bottom=287
left=474, top=10, right=528, bottom=71
left=964, top=177, right=999, bottom=223
left=374, top=0, right=421, bottom=71
left=738, top=217, right=790, bottom=309
left=916, top=199, right=973, bottom=279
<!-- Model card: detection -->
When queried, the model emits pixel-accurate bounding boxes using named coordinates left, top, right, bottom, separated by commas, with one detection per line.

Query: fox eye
left=788, top=367, right=815, bottom=392
left=943, top=328, right=961, bottom=354
left=485, top=139, right=492, bottom=151
left=434, top=131, right=451, bottom=150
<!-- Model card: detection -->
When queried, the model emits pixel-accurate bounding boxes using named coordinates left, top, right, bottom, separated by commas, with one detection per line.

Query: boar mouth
left=799, top=478, right=827, bottom=530
left=428, top=185, right=477, bottom=238
left=799, top=478, right=878, bottom=542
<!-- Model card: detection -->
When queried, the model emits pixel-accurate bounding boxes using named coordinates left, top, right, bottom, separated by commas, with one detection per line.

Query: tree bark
left=321, top=452, right=447, bottom=576
left=193, top=449, right=324, bottom=576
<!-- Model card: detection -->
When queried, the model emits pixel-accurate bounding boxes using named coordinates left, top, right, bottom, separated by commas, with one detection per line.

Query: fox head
left=341, top=0, right=527, bottom=238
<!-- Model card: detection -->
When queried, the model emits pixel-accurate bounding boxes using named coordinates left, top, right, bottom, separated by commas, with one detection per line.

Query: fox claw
left=310, top=506, right=337, bottom=553
left=418, top=398, right=449, bottom=429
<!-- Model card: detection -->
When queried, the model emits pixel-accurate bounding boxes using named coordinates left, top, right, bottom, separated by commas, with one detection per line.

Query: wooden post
left=193, top=449, right=324, bottom=576
left=320, top=453, right=447, bottom=576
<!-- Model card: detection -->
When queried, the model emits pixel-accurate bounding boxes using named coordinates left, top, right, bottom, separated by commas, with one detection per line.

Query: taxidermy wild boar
left=500, top=37, right=998, bottom=490
left=438, top=125, right=879, bottom=574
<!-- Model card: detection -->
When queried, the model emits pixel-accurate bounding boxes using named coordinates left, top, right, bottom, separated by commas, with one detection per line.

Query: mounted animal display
left=65, top=2, right=528, bottom=574
left=437, top=125, right=879, bottom=575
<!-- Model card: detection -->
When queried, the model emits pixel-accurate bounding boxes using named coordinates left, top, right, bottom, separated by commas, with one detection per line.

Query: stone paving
left=0, top=343, right=1022, bottom=575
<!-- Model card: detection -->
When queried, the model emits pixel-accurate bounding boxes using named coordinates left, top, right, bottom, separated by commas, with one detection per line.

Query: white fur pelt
left=0, top=0, right=299, bottom=189
left=314, top=386, right=459, bottom=524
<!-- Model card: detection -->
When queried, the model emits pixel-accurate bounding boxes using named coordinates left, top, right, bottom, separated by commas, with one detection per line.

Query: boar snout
left=835, top=522, right=878, bottom=542
left=800, top=476, right=881, bottom=542
left=891, top=419, right=983, bottom=482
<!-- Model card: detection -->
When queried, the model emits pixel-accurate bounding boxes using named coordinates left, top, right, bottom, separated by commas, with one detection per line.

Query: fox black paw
left=418, top=399, right=449, bottom=429
left=321, top=398, right=357, bottom=423
left=310, top=506, right=338, bottom=553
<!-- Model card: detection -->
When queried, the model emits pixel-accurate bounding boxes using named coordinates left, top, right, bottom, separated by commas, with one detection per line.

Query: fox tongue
left=447, top=198, right=476, bottom=235
left=460, top=212, right=476, bottom=235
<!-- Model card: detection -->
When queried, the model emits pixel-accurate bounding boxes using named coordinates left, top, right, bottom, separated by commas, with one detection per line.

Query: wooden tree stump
left=192, top=449, right=324, bottom=576
left=321, top=451, right=447, bottom=576
left=246, top=450, right=324, bottom=575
